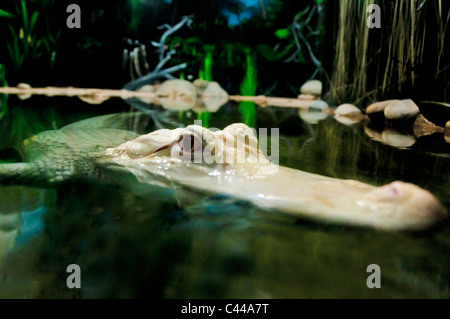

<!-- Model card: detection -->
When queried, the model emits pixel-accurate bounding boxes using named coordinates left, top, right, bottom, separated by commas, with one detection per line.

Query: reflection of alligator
left=0, top=113, right=447, bottom=231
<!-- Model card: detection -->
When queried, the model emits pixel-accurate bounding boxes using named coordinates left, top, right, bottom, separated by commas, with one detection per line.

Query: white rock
left=17, top=83, right=32, bottom=100
left=335, top=104, right=365, bottom=125
left=201, top=81, right=229, bottom=112
left=156, top=79, right=197, bottom=110
left=384, top=99, right=420, bottom=120
left=300, top=80, right=322, bottom=96
left=335, top=103, right=362, bottom=116
left=365, top=100, right=398, bottom=114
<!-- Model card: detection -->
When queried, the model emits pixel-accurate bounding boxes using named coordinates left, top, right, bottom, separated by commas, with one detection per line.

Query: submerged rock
left=334, top=103, right=366, bottom=125
left=412, top=114, right=444, bottom=137
left=300, top=80, right=322, bottom=96
left=445, top=121, right=450, bottom=143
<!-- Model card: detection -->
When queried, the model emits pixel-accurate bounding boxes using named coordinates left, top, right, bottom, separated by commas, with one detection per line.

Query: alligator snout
left=361, top=181, right=448, bottom=230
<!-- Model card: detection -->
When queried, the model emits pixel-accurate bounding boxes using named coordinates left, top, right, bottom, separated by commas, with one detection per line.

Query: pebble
left=335, top=104, right=365, bottom=125
left=300, top=80, right=322, bottom=96
left=365, top=100, right=398, bottom=114
left=384, top=99, right=420, bottom=120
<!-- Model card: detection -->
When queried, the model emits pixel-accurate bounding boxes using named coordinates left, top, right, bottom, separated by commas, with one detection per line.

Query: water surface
left=0, top=96, right=449, bottom=298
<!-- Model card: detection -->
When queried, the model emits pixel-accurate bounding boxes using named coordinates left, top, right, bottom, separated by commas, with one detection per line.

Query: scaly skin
left=106, top=123, right=448, bottom=231
left=0, top=115, right=447, bottom=231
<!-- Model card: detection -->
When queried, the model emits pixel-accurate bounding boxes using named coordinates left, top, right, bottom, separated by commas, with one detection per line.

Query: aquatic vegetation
left=5, top=0, right=41, bottom=75
left=196, top=47, right=214, bottom=127
left=197, top=111, right=211, bottom=128
left=0, top=65, right=7, bottom=120
left=0, top=0, right=449, bottom=301
left=1, top=0, right=60, bottom=83
left=199, top=47, right=213, bottom=82
left=126, top=0, right=141, bottom=32
left=239, top=49, right=258, bottom=127
left=329, top=0, right=450, bottom=105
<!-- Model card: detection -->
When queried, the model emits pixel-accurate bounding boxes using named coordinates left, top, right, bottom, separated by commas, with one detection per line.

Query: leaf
left=0, top=9, right=14, bottom=18
left=420, top=101, right=450, bottom=108
left=6, top=43, right=14, bottom=61
left=32, top=39, right=43, bottom=58
left=297, top=49, right=306, bottom=63
left=42, top=37, right=50, bottom=52
left=20, top=0, right=29, bottom=34
left=30, top=11, right=39, bottom=34
left=274, top=28, right=290, bottom=39
left=8, top=25, right=17, bottom=38
left=256, top=44, right=277, bottom=61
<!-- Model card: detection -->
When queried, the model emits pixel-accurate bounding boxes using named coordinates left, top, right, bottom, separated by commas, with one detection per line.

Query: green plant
left=6, top=0, right=41, bottom=73
left=198, top=47, right=214, bottom=81
left=197, top=110, right=211, bottom=128
left=239, top=49, right=258, bottom=127
left=0, top=64, right=7, bottom=120
left=3, top=0, right=60, bottom=81
left=329, top=0, right=449, bottom=105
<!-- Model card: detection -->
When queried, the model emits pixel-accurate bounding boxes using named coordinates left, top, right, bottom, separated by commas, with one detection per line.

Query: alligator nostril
left=389, top=184, right=398, bottom=196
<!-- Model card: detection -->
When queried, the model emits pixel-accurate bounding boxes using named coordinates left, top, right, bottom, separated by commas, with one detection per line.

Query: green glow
left=0, top=64, right=7, bottom=119
left=199, top=46, right=214, bottom=81
left=203, top=50, right=213, bottom=81
left=275, top=28, right=290, bottom=39
left=239, top=101, right=256, bottom=128
left=0, top=9, right=14, bottom=18
left=239, top=49, right=257, bottom=127
left=197, top=111, right=210, bottom=128
left=127, top=0, right=140, bottom=31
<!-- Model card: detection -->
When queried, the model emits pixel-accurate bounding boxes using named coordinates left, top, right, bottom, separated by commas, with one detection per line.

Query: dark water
left=0, top=96, right=449, bottom=298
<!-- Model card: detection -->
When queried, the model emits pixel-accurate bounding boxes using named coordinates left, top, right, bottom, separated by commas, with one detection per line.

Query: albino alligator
left=0, top=113, right=447, bottom=231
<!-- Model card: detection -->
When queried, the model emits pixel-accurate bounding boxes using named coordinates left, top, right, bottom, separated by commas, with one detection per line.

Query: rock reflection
left=364, top=125, right=416, bottom=149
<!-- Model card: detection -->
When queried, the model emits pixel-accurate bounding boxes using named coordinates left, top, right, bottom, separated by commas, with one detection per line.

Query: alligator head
left=105, top=123, right=447, bottom=231
left=105, top=123, right=275, bottom=180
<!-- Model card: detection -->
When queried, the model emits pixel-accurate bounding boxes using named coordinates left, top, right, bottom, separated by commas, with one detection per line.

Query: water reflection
left=364, top=126, right=416, bottom=149
left=0, top=98, right=449, bottom=298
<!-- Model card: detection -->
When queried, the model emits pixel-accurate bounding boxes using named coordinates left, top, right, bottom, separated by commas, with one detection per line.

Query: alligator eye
left=170, top=133, right=204, bottom=161
left=177, top=134, right=202, bottom=154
